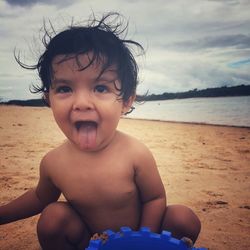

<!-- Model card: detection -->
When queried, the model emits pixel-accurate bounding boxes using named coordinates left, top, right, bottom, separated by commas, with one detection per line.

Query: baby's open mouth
left=75, top=121, right=98, bottom=130
left=74, top=121, right=98, bottom=149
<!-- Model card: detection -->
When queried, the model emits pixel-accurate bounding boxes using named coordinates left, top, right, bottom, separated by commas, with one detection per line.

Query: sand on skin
left=0, top=105, right=249, bottom=250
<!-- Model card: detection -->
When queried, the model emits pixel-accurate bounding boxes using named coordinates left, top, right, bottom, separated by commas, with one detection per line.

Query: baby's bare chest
left=53, top=161, right=138, bottom=209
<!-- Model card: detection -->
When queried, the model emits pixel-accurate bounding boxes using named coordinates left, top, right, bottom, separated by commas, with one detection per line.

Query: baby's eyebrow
left=51, top=78, right=72, bottom=85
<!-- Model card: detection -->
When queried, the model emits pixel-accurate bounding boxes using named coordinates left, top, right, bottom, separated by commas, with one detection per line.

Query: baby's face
left=48, top=53, right=133, bottom=152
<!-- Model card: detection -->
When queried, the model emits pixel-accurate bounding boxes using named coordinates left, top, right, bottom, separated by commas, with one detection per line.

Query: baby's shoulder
left=117, top=132, right=156, bottom=169
left=117, top=131, right=152, bottom=156
left=40, top=141, right=68, bottom=168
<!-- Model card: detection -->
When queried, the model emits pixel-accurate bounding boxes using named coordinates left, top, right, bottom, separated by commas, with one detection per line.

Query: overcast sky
left=0, top=0, right=250, bottom=101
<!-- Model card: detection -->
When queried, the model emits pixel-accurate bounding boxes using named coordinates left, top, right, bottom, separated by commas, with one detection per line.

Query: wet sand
left=0, top=105, right=249, bottom=250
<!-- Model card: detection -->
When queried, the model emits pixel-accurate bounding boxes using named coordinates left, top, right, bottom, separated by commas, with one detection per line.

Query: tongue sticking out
left=77, top=122, right=97, bottom=149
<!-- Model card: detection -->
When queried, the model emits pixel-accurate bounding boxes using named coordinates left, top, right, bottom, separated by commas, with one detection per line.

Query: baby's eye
left=94, top=85, right=108, bottom=93
left=55, top=86, right=72, bottom=93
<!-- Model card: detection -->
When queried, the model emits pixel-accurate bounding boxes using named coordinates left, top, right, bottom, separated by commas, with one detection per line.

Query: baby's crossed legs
left=37, top=202, right=90, bottom=250
left=37, top=202, right=201, bottom=250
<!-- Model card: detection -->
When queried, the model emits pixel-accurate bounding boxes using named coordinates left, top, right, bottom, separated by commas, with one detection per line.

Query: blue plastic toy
left=85, top=227, right=207, bottom=250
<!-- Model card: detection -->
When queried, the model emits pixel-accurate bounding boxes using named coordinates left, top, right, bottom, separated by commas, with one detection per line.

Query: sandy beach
left=0, top=105, right=249, bottom=250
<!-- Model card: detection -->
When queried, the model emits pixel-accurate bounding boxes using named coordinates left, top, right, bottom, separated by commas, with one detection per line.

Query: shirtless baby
left=0, top=13, right=201, bottom=250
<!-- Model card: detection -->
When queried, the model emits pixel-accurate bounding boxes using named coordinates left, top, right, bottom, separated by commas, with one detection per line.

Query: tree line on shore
left=1, top=84, right=250, bottom=106
left=136, top=84, right=250, bottom=102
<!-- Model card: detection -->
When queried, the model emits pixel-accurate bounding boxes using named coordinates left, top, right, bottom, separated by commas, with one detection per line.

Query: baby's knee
left=37, top=202, right=89, bottom=248
left=37, top=202, right=70, bottom=237
left=162, top=205, right=201, bottom=242
left=169, top=205, right=200, bottom=225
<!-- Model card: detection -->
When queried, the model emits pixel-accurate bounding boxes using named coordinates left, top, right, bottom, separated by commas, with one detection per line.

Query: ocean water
left=127, top=96, right=250, bottom=127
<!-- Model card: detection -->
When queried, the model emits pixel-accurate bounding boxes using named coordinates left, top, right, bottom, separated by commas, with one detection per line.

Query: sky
left=0, top=0, right=250, bottom=101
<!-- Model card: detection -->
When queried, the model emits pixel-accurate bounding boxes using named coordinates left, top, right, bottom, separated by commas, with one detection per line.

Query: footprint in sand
left=0, top=164, right=6, bottom=170
left=207, top=200, right=228, bottom=208
left=239, top=205, right=250, bottom=210
left=202, top=191, right=228, bottom=211
left=0, top=176, right=12, bottom=182
left=202, top=200, right=228, bottom=212
left=12, top=123, right=24, bottom=126
left=0, top=143, right=15, bottom=148
left=203, top=190, right=224, bottom=197
left=238, top=149, right=250, bottom=154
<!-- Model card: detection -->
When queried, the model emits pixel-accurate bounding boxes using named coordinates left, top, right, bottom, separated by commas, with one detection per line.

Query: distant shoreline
left=0, top=98, right=46, bottom=107
left=124, top=117, right=250, bottom=129
left=136, top=84, right=250, bottom=102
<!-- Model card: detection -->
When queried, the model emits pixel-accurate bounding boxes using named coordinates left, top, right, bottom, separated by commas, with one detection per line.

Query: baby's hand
left=91, top=232, right=109, bottom=244
left=181, top=237, right=194, bottom=248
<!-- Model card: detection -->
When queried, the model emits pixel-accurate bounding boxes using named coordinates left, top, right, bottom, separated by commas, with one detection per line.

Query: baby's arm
left=0, top=189, right=46, bottom=224
left=0, top=154, right=61, bottom=225
left=134, top=144, right=166, bottom=232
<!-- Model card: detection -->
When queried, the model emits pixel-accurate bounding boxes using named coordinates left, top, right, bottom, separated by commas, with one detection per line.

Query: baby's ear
left=43, top=92, right=50, bottom=107
left=122, top=95, right=135, bottom=115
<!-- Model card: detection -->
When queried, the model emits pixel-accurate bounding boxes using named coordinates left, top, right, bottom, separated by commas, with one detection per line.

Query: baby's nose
left=73, top=91, right=94, bottom=111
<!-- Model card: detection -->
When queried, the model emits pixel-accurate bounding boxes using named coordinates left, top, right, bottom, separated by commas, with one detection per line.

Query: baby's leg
left=37, top=201, right=90, bottom=250
left=161, top=205, right=201, bottom=243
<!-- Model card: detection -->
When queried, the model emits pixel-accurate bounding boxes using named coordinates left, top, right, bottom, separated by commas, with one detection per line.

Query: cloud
left=228, top=58, right=250, bottom=68
left=207, top=0, right=239, bottom=5
left=168, top=34, right=250, bottom=51
left=6, top=0, right=41, bottom=6
left=5, top=0, right=75, bottom=8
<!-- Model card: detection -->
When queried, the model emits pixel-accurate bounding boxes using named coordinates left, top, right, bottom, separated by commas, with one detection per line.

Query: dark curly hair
left=15, top=12, right=144, bottom=104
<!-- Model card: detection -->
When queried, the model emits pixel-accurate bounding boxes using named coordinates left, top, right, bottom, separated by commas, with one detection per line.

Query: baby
left=0, top=13, right=201, bottom=250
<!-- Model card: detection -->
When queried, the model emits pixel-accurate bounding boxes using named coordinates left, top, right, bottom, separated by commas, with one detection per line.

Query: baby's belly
left=81, top=203, right=141, bottom=233
left=66, top=186, right=141, bottom=233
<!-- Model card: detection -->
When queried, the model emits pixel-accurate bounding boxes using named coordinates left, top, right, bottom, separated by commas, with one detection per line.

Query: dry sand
left=0, top=105, right=249, bottom=250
